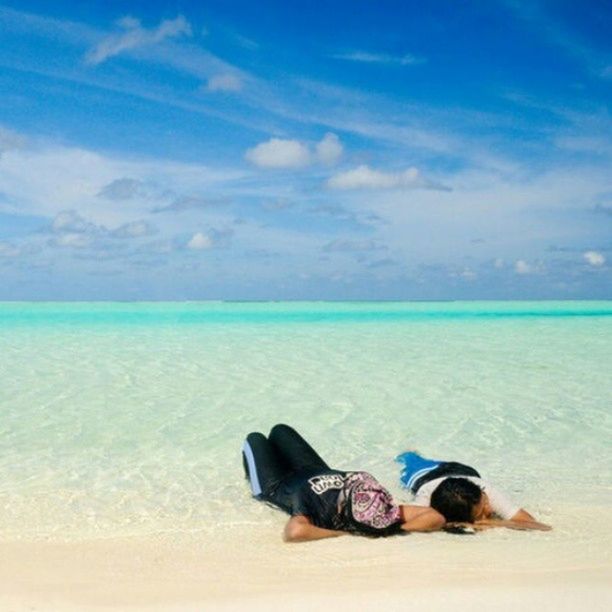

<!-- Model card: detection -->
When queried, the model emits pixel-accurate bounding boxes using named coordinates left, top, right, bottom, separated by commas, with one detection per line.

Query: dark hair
left=430, top=478, right=482, bottom=522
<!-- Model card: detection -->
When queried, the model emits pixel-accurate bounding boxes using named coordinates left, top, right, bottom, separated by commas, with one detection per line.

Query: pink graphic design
left=345, top=472, right=401, bottom=529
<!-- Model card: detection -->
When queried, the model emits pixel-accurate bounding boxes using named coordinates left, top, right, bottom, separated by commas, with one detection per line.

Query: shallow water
left=0, top=301, right=611, bottom=540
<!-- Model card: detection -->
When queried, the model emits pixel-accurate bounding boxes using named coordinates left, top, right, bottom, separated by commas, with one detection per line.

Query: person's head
left=430, top=478, right=488, bottom=523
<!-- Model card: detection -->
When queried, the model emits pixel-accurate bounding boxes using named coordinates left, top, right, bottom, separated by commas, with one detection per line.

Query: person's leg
left=242, top=432, right=289, bottom=499
left=268, top=424, right=330, bottom=472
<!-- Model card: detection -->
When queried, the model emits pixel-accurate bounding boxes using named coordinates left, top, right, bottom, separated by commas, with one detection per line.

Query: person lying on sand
left=242, top=424, right=445, bottom=542
left=396, top=451, right=551, bottom=531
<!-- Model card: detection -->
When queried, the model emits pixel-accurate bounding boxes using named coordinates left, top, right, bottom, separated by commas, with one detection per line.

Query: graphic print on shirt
left=344, top=472, right=401, bottom=529
left=308, top=474, right=345, bottom=495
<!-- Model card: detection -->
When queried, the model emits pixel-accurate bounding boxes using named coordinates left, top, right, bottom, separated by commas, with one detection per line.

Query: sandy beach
left=2, top=507, right=611, bottom=611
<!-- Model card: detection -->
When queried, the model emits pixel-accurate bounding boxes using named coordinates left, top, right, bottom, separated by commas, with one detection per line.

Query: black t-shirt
left=271, top=468, right=403, bottom=537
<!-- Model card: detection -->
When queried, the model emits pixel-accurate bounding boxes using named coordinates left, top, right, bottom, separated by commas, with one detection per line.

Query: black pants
left=242, top=424, right=330, bottom=511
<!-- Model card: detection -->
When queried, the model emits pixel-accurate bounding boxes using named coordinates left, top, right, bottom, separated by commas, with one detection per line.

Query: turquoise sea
left=1, top=301, right=611, bottom=541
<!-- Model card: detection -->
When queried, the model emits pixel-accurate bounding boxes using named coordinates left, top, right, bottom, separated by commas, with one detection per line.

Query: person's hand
left=443, top=522, right=477, bottom=534
left=446, top=521, right=490, bottom=532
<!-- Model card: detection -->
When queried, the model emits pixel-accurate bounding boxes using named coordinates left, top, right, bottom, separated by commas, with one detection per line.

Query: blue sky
left=0, top=0, right=610, bottom=300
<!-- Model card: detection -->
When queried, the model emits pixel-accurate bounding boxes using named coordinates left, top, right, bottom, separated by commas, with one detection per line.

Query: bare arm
left=480, top=484, right=550, bottom=530
left=283, top=515, right=347, bottom=543
left=400, top=505, right=446, bottom=532
left=475, top=518, right=551, bottom=531
left=474, top=507, right=551, bottom=531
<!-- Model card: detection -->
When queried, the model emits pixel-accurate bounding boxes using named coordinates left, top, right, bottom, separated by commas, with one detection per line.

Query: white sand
left=1, top=517, right=611, bottom=611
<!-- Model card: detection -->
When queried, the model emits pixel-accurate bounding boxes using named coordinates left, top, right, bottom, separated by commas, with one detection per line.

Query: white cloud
left=206, top=74, right=242, bottom=92
left=514, top=260, right=530, bottom=274
left=583, top=250, right=605, bottom=266
left=514, top=259, right=535, bottom=274
left=327, top=165, right=423, bottom=190
left=245, top=134, right=343, bottom=169
left=245, top=138, right=312, bottom=169
left=85, top=15, right=192, bottom=65
left=332, top=51, right=424, bottom=66
left=315, top=133, right=343, bottom=165
left=186, top=232, right=213, bottom=250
